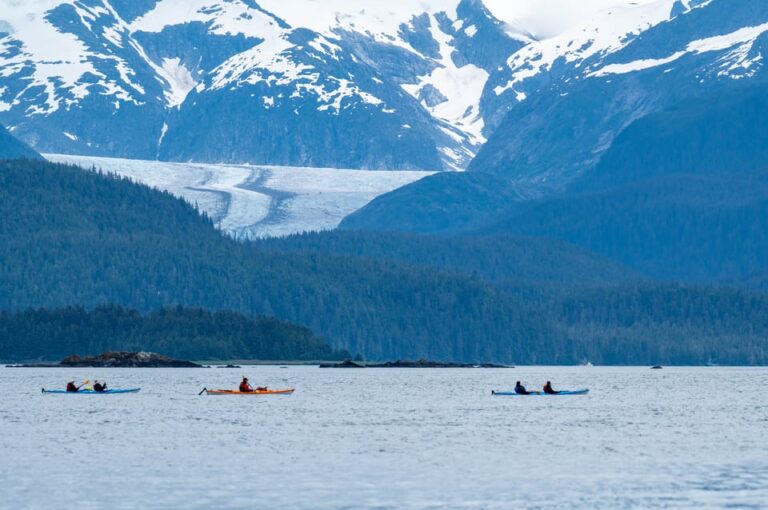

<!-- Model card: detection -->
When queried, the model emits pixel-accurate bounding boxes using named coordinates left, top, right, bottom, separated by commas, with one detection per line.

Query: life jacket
left=94, top=383, right=105, bottom=392
left=66, top=382, right=78, bottom=392
left=239, top=381, right=252, bottom=392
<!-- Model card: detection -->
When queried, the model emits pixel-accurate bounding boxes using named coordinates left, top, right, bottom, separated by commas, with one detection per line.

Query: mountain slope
left=260, top=230, right=639, bottom=286
left=480, top=86, right=768, bottom=281
left=0, top=124, right=40, bottom=159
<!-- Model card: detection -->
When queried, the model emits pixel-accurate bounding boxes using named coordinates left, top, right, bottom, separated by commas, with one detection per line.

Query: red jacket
left=239, top=381, right=253, bottom=392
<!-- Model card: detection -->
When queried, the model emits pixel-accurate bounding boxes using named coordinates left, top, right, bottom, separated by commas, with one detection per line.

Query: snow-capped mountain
left=2, top=0, right=760, bottom=178
left=471, top=0, right=768, bottom=184
left=344, top=0, right=768, bottom=232
left=0, top=0, right=522, bottom=170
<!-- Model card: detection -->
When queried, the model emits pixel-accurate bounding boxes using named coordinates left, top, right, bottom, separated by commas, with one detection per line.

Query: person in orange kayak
left=93, top=380, right=108, bottom=392
left=239, top=377, right=253, bottom=393
left=543, top=381, right=560, bottom=394
left=65, top=380, right=82, bottom=392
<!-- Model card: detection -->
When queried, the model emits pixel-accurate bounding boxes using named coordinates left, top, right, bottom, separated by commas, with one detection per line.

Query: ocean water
left=1, top=366, right=766, bottom=509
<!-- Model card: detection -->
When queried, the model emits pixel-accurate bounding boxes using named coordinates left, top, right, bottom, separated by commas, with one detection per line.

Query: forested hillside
left=0, top=159, right=553, bottom=363
left=260, top=230, right=638, bottom=285
left=3, top=159, right=768, bottom=364
left=0, top=306, right=348, bottom=362
left=518, top=284, right=768, bottom=365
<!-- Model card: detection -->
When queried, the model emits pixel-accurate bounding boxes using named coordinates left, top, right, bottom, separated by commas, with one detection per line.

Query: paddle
left=198, top=387, right=208, bottom=396
left=77, top=379, right=89, bottom=390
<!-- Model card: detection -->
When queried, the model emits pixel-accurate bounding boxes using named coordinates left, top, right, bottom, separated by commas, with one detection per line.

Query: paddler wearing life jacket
left=514, top=381, right=530, bottom=395
left=239, top=377, right=253, bottom=393
left=65, top=380, right=80, bottom=392
left=543, top=381, right=560, bottom=394
left=93, top=380, right=108, bottom=392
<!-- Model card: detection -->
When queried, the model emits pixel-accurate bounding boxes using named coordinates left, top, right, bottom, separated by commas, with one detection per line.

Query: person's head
left=242, top=377, right=248, bottom=382
left=546, top=381, right=551, bottom=385
left=516, top=381, right=521, bottom=385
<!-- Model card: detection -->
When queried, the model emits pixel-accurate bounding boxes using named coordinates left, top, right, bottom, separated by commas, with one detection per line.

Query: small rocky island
left=15, top=351, right=201, bottom=368
left=319, top=358, right=509, bottom=368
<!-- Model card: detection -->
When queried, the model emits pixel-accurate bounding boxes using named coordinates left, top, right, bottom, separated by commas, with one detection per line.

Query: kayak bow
left=492, top=389, right=589, bottom=396
left=203, top=388, right=295, bottom=396
left=41, top=388, right=141, bottom=394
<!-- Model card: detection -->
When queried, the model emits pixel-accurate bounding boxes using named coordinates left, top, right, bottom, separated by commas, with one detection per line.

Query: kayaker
left=239, top=377, right=253, bottom=393
left=65, top=380, right=81, bottom=392
left=543, top=381, right=560, bottom=395
left=514, top=381, right=530, bottom=395
left=93, top=380, right=107, bottom=392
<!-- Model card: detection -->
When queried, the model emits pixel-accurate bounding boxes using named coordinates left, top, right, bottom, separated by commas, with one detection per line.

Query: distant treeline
left=531, top=284, right=768, bottom=366
left=0, top=305, right=349, bottom=362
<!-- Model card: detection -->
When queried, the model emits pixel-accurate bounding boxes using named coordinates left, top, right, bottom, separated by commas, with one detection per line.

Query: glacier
left=45, top=154, right=434, bottom=238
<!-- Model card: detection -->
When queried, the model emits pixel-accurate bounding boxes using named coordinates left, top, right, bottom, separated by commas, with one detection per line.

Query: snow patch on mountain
left=592, top=22, right=768, bottom=79
left=0, top=1, right=97, bottom=113
left=401, top=16, right=488, bottom=145
left=129, top=0, right=284, bottom=39
left=158, top=57, right=196, bottom=107
left=256, top=0, right=458, bottom=46
left=493, top=0, right=680, bottom=97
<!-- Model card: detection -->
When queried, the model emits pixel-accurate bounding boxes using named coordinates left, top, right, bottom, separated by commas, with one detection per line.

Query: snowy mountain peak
left=0, top=0, right=523, bottom=169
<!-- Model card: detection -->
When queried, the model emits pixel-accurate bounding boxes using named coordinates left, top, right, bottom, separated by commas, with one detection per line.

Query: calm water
left=1, top=366, right=767, bottom=509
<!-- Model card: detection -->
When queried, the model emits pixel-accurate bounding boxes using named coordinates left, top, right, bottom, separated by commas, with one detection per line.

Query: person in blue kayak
left=65, top=380, right=83, bottom=392
left=514, top=381, right=531, bottom=395
left=239, top=377, right=253, bottom=393
left=93, top=380, right=108, bottom=392
left=543, top=381, right=560, bottom=394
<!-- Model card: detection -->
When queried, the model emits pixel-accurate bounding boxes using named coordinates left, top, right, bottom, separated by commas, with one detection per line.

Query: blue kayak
left=492, top=389, right=589, bottom=396
left=41, top=388, right=141, bottom=394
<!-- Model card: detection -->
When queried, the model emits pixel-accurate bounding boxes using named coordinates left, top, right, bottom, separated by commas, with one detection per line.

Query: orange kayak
left=203, top=388, right=294, bottom=396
